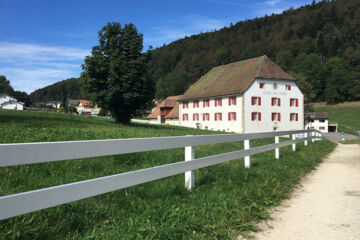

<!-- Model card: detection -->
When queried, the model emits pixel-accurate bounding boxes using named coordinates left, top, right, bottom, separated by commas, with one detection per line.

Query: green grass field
left=314, top=103, right=360, bottom=135
left=0, top=110, right=335, bottom=239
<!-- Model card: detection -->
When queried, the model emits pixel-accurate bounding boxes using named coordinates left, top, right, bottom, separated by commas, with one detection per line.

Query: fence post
left=292, top=134, right=296, bottom=151
left=312, top=131, right=315, bottom=142
left=185, top=145, right=195, bottom=190
left=275, top=136, right=279, bottom=159
left=244, top=139, right=250, bottom=168
left=304, top=132, right=308, bottom=146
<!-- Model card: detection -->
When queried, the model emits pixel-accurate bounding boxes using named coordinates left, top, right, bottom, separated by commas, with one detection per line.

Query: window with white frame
left=203, top=113, right=210, bottom=121
left=203, top=99, right=210, bottom=107
left=290, top=113, right=298, bottom=121
left=214, top=112, right=222, bottom=121
left=193, top=100, right=199, bottom=108
left=271, top=97, right=280, bottom=106
left=290, top=98, right=298, bottom=107
left=286, top=85, right=291, bottom=90
left=192, top=113, right=199, bottom=121
left=320, top=127, right=325, bottom=130
left=259, top=83, right=264, bottom=88
left=228, top=97, right=236, bottom=106
left=182, top=101, right=189, bottom=109
left=182, top=114, right=188, bottom=121
left=215, top=98, right=222, bottom=107
left=319, top=119, right=325, bottom=123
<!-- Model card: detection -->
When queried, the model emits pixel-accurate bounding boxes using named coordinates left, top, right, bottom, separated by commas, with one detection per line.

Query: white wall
left=165, top=119, right=179, bottom=126
left=243, top=79, right=304, bottom=133
left=179, top=95, right=243, bottom=132
left=305, top=119, right=328, bottom=133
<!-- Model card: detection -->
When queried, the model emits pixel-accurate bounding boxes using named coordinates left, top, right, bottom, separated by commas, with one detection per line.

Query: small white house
left=305, top=112, right=336, bottom=133
left=178, top=56, right=304, bottom=133
left=0, top=94, right=24, bottom=110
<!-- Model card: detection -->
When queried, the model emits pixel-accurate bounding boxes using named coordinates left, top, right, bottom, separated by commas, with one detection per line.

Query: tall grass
left=0, top=110, right=335, bottom=239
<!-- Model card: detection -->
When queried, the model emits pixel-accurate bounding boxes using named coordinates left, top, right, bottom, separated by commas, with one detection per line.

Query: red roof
left=79, top=100, right=93, bottom=107
left=147, top=95, right=183, bottom=119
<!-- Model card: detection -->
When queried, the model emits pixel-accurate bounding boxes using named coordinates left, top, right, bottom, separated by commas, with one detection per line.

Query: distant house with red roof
left=76, top=100, right=101, bottom=116
left=147, top=95, right=182, bottom=125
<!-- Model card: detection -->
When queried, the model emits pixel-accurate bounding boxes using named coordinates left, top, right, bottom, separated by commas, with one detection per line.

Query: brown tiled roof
left=79, top=100, right=93, bottom=107
left=307, top=112, right=329, bottom=119
left=146, top=95, right=183, bottom=119
left=147, top=106, right=160, bottom=119
left=179, top=55, right=295, bottom=101
left=164, top=101, right=179, bottom=119
left=157, top=95, right=183, bottom=108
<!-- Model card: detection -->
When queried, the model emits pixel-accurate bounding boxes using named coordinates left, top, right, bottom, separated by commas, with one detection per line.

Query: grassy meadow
left=314, top=102, right=360, bottom=135
left=0, top=110, right=335, bottom=239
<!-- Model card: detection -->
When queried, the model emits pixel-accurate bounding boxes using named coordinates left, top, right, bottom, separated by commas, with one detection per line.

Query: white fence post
left=185, top=145, right=195, bottom=190
left=312, top=131, right=315, bottom=142
left=244, top=139, right=250, bottom=168
left=292, top=134, right=296, bottom=151
left=275, top=136, right=279, bottom=159
left=304, top=132, right=308, bottom=146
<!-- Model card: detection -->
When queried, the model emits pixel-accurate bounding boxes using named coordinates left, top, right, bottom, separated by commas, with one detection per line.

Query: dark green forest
left=29, top=0, right=360, bottom=104
left=29, top=78, right=80, bottom=103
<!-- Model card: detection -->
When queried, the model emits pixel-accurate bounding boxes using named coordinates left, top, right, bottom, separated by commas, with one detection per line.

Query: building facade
left=305, top=112, right=334, bottom=133
left=0, top=94, right=24, bottom=110
left=147, top=95, right=182, bottom=125
left=178, top=56, right=304, bottom=133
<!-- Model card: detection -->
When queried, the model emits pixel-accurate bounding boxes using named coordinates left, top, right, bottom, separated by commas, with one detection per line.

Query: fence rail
left=0, top=129, right=322, bottom=220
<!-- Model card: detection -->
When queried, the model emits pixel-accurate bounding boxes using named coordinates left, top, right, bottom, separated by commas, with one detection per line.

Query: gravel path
left=247, top=143, right=360, bottom=240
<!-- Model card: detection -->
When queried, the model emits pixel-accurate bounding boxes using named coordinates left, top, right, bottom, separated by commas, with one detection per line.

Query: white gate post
left=185, top=145, right=195, bottom=190
left=304, top=132, right=308, bottom=146
left=292, top=134, right=296, bottom=151
left=275, top=136, right=279, bottom=159
left=244, top=139, right=250, bottom=168
left=312, top=131, right=315, bottom=142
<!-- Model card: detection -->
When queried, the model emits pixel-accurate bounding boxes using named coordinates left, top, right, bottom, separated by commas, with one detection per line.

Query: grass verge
left=0, top=110, right=336, bottom=239
left=341, top=139, right=360, bottom=144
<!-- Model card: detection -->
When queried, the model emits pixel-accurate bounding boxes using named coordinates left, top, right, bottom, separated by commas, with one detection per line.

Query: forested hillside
left=30, top=0, right=360, bottom=104
left=29, top=78, right=80, bottom=103
left=151, top=0, right=360, bottom=103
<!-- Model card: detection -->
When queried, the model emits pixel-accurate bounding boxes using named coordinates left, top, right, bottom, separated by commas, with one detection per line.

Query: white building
left=0, top=94, right=24, bottom=110
left=305, top=112, right=336, bottom=133
left=178, top=56, right=304, bottom=133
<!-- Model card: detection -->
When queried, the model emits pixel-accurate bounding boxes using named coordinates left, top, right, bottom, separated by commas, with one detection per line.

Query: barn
left=178, top=55, right=304, bottom=133
left=0, top=94, right=24, bottom=110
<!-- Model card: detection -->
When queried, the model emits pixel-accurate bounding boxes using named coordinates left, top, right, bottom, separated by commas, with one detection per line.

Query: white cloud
left=0, top=42, right=90, bottom=93
left=264, top=0, right=282, bottom=7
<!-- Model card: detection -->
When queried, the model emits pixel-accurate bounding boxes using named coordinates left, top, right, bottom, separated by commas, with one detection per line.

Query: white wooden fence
left=0, top=129, right=322, bottom=220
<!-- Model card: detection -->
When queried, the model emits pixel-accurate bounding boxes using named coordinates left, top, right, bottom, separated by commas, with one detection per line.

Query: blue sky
left=0, top=0, right=313, bottom=93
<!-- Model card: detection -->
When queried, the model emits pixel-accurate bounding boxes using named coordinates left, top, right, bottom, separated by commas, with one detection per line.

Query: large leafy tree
left=81, top=22, right=154, bottom=123
left=0, top=75, right=14, bottom=95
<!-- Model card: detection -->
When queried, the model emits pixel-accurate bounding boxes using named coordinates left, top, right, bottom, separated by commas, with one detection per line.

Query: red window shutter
left=258, top=112, right=261, bottom=121
left=203, top=100, right=205, bottom=107
left=228, top=112, right=231, bottom=120
left=296, top=99, right=299, bottom=107
left=258, top=97, right=261, bottom=105
left=278, top=113, right=280, bottom=121
left=289, top=85, right=291, bottom=90
left=215, top=99, right=217, bottom=107
left=234, top=97, right=236, bottom=105
left=234, top=112, right=236, bottom=120
left=252, top=97, right=254, bottom=105
left=251, top=112, right=254, bottom=121
left=290, top=99, right=292, bottom=106
left=182, top=114, right=184, bottom=121
left=271, top=98, right=274, bottom=106
left=215, top=113, right=217, bottom=121
left=290, top=113, right=292, bottom=121
left=296, top=113, right=298, bottom=121
left=278, top=98, right=280, bottom=106
left=220, top=98, right=222, bottom=106
left=271, top=113, right=274, bottom=121
left=220, top=113, right=222, bottom=121
left=228, top=98, right=231, bottom=106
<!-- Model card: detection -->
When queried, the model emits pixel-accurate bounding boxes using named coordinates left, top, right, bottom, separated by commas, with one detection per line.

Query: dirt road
left=249, top=143, right=360, bottom=240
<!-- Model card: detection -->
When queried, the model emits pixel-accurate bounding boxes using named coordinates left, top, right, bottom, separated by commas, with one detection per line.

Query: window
left=286, top=85, right=291, bottom=90
left=319, top=119, right=325, bottom=123
left=251, top=112, right=261, bottom=121
left=203, top=113, right=210, bottom=121
left=182, top=114, right=188, bottom=121
left=228, top=97, right=236, bottom=106
left=182, top=101, right=189, bottom=109
left=214, top=112, right=222, bottom=121
left=320, top=127, right=325, bottom=130
left=193, top=113, right=199, bottom=121
left=290, top=113, right=299, bottom=121
left=290, top=98, right=299, bottom=107
left=271, top=112, right=281, bottom=121
left=228, top=112, right=237, bottom=121
left=251, top=96, right=261, bottom=106
left=193, top=100, right=199, bottom=108
left=271, top=97, right=280, bottom=106
left=215, top=98, right=222, bottom=107
left=259, top=83, right=264, bottom=88
left=203, top=99, right=210, bottom=107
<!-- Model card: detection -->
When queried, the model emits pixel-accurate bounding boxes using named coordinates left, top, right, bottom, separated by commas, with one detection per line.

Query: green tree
left=81, top=22, right=154, bottom=124
left=0, top=75, right=14, bottom=95
left=216, top=50, right=230, bottom=66
left=155, top=72, right=190, bottom=99
left=12, top=91, right=31, bottom=106
left=275, top=50, right=294, bottom=71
